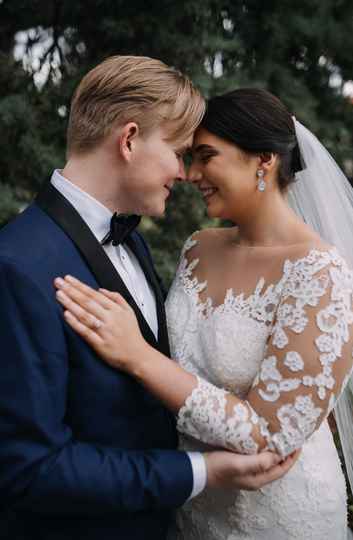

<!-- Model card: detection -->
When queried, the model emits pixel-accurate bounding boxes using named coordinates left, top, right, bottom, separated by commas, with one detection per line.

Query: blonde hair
left=67, top=55, right=205, bottom=155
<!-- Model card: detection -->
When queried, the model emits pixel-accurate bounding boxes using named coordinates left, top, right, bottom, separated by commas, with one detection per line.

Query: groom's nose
left=186, top=162, right=202, bottom=184
left=177, top=159, right=187, bottom=181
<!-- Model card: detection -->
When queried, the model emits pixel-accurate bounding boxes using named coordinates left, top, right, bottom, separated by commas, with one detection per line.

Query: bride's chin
left=205, top=202, right=222, bottom=219
left=206, top=209, right=219, bottom=219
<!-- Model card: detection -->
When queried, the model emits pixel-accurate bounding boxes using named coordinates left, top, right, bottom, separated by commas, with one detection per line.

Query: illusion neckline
left=179, top=240, right=340, bottom=320
left=229, top=240, right=320, bottom=250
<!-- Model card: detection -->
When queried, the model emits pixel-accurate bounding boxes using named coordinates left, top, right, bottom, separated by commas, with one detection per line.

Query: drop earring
left=256, top=169, right=266, bottom=192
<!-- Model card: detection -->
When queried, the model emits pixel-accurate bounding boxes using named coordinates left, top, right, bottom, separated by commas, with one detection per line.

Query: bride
left=54, top=89, right=353, bottom=539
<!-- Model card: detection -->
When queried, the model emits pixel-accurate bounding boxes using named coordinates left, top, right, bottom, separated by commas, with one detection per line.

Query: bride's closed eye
left=193, top=144, right=219, bottom=164
left=199, top=151, right=218, bottom=164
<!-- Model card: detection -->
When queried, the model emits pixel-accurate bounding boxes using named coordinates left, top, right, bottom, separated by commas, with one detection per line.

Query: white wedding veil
left=287, top=119, right=353, bottom=492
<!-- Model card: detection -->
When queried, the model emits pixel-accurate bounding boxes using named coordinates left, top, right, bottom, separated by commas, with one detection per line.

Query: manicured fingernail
left=56, top=290, right=65, bottom=298
left=55, top=277, right=65, bottom=287
left=65, top=275, right=75, bottom=282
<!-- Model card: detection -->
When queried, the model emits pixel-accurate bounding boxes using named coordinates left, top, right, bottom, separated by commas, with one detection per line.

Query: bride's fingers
left=63, top=310, right=105, bottom=347
left=99, top=289, right=131, bottom=309
left=60, top=275, right=114, bottom=310
left=56, top=289, right=106, bottom=329
left=254, top=452, right=282, bottom=473
left=255, top=451, right=299, bottom=485
left=54, top=279, right=113, bottom=317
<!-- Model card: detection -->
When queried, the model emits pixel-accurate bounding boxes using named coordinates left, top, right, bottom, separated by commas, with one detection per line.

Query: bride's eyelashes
left=193, top=144, right=219, bottom=164
left=199, top=151, right=217, bottom=164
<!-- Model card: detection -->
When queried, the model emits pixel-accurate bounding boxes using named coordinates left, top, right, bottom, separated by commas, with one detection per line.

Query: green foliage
left=0, top=183, right=24, bottom=226
left=1, top=0, right=352, bottom=264
left=0, top=51, right=66, bottom=219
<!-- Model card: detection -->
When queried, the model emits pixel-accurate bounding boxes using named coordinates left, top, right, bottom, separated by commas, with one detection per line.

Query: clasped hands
left=54, top=275, right=300, bottom=491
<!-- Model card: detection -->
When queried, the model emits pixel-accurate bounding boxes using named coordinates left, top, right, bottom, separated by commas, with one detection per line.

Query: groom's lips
left=164, top=183, right=174, bottom=196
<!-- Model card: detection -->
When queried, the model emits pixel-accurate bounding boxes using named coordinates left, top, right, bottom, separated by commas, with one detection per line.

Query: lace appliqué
left=177, top=376, right=228, bottom=446
left=177, top=376, right=260, bottom=454
left=267, top=395, right=323, bottom=456
left=175, top=243, right=353, bottom=458
left=271, top=249, right=353, bottom=401
left=167, top=235, right=348, bottom=540
left=178, top=237, right=289, bottom=323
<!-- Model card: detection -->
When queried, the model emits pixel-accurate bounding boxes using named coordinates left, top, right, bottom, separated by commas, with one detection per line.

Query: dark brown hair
left=201, top=88, right=302, bottom=190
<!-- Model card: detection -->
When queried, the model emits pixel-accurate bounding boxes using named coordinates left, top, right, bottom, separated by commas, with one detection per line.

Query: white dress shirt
left=51, top=170, right=207, bottom=500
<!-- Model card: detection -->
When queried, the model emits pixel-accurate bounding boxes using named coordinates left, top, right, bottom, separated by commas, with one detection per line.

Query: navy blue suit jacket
left=0, top=183, right=193, bottom=540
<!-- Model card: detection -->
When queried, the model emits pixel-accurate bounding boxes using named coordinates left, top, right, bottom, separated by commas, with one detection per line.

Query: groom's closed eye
left=175, top=146, right=192, bottom=164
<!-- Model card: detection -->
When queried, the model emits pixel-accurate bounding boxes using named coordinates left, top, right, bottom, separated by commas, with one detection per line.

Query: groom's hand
left=204, top=449, right=300, bottom=491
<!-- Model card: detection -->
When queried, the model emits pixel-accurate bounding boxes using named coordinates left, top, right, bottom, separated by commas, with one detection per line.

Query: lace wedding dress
left=166, top=229, right=353, bottom=540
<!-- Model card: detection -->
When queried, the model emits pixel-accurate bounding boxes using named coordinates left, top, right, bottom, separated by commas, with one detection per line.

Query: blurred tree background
left=1, top=0, right=353, bottom=524
left=1, top=0, right=353, bottom=280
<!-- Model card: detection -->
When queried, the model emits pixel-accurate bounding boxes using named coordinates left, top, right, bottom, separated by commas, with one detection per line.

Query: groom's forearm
left=14, top=444, right=193, bottom=515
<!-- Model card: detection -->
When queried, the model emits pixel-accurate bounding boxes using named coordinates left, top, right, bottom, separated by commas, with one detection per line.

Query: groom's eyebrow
left=178, top=144, right=192, bottom=154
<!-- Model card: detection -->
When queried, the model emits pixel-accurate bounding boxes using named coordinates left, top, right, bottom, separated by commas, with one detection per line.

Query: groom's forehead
left=176, top=134, right=194, bottom=151
left=158, top=123, right=194, bottom=148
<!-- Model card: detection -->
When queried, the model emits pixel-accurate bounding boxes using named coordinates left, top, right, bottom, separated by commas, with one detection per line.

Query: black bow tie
left=101, top=213, right=141, bottom=247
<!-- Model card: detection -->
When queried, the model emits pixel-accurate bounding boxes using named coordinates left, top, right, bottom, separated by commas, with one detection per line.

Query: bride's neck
left=234, top=191, right=309, bottom=247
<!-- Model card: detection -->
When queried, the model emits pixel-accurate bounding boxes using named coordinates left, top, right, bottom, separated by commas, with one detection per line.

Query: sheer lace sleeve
left=176, top=248, right=353, bottom=456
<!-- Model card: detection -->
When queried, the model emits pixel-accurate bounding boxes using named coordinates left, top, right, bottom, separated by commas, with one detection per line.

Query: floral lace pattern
left=176, top=239, right=353, bottom=458
left=166, top=233, right=349, bottom=539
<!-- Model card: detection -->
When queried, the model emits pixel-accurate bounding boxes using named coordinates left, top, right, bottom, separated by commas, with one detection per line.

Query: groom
left=0, top=56, right=296, bottom=540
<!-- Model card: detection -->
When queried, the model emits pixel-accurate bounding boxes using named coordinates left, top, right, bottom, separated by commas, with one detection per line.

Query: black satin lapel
left=35, top=181, right=158, bottom=347
left=127, top=234, right=170, bottom=356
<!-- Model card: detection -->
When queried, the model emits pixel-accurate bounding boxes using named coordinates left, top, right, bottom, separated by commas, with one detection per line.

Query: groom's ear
left=118, top=122, right=140, bottom=162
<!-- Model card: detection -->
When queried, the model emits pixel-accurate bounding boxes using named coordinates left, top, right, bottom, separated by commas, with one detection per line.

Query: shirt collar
left=50, top=169, right=113, bottom=243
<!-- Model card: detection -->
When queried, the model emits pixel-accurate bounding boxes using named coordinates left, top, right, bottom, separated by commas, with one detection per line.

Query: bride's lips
left=199, top=187, right=218, bottom=201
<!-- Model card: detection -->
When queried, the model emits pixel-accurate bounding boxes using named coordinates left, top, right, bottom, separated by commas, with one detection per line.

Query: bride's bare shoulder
left=181, top=227, right=233, bottom=263
left=291, top=231, right=333, bottom=254
left=187, top=226, right=235, bottom=251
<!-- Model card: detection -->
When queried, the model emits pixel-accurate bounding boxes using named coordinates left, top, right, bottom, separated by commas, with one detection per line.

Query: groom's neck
left=62, top=151, right=125, bottom=213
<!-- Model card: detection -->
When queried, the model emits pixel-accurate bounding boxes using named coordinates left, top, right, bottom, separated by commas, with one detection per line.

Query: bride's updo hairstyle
left=200, top=88, right=303, bottom=191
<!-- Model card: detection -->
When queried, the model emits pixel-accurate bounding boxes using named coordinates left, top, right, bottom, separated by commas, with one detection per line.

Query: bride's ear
left=118, top=122, right=140, bottom=162
left=258, top=152, right=278, bottom=174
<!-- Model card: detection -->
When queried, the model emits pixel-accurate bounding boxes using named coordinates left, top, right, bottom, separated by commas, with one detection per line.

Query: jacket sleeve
left=0, top=258, right=193, bottom=515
